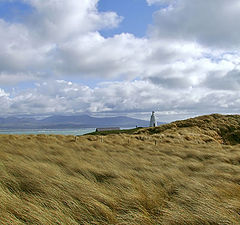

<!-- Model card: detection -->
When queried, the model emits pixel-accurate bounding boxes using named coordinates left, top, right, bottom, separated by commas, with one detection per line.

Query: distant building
left=96, top=127, right=120, bottom=132
left=150, top=111, right=157, bottom=127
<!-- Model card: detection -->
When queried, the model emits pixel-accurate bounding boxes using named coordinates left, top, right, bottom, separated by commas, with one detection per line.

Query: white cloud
left=54, top=32, right=149, bottom=78
left=146, top=0, right=175, bottom=6
left=0, top=88, right=9, bottom=97
left=0, top=79, right=239, bottom=120
left=0, top=19, right=53, bottom=74
left=24, top=0, right=122, bottom=41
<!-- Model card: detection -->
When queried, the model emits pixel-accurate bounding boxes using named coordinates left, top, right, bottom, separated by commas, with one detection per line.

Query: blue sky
left=0, top=1, right=33, bottom=22
left=98, top=0, right=159, bottom=38
left=0, top=0, right=239, bottom=120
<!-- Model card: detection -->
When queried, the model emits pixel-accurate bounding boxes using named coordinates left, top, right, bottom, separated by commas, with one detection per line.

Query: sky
left=0, top=0, right=240, bottom=121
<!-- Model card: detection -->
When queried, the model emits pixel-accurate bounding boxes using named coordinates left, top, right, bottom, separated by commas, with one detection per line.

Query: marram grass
left=1, top=114, right=240, bottom=224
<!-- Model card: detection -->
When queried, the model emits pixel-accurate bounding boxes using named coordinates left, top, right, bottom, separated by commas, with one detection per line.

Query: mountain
left=0, top=115, right=154, bottom=129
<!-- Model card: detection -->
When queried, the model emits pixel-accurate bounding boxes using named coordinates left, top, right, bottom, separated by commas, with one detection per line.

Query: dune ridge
left=135, top=114, right=240, bottom=145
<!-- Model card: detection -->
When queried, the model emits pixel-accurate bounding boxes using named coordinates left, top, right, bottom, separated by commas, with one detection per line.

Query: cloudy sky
left=0, top=0, right=240, bottom=121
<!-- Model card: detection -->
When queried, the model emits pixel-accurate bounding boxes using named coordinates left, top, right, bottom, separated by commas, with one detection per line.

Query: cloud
left=203, top=69, right=240, bottom=91
left=54, top=32, right=148, bottom=78
left=0, top=72, right=41, bottom=85
left=147, top=75, right=192, bottom=89
left=0, top=79, right=239, bottom=120
left=0, top=0, right=123, bottom=78
left=0, top=88, right=11, bottom=113
left=0, top=19, right=53, bottom=74
left=1, top=0, right=239, bottom=82
left=145, top=49, right=237, bottom=90
left=146, top=0, right=175, bottom=6
left=149, top=0, right=240, bottom=49
left=23, top=0, right=122, bottom=41
left=0, top=88, right=9, bottom=97
left=1, top=0, right=240, bottom=119
left=9, top=80, right=93, bottom=115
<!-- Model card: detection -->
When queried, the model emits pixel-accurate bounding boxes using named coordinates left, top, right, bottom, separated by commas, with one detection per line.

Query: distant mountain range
left=0, top=115, right=155, bottom=129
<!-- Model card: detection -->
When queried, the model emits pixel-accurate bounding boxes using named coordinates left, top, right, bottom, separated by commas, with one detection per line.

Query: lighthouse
left=150, top=111, right=157, bottom=127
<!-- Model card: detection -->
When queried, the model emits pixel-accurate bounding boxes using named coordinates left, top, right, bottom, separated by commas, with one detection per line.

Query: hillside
left=1, top=114, right=240, bottom=224
left=134, top=113, right=240, bottom=145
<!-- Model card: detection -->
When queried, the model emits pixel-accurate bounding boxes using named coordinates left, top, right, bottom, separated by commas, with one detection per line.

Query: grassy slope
left=0, top=115, right=240, bottom=224
left=135, top=114, right=240, bottom=145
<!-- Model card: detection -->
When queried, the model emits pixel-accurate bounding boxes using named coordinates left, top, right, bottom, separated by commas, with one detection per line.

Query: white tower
left=150, top=111, right=157, bottom=127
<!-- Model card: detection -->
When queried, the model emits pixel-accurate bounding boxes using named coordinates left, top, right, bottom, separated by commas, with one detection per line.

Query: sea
left=0, top=128, right=96, bottom=136
left=0, top=127, right=134, bottom=135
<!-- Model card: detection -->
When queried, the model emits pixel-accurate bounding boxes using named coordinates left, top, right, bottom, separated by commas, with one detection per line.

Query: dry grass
left=1, top=115, right=240, bottom=224
left=136, top=114, right=240, bottom=145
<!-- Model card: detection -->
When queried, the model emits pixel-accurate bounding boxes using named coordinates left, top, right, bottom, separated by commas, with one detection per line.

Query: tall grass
left=0, top=117, right=240, bottom=224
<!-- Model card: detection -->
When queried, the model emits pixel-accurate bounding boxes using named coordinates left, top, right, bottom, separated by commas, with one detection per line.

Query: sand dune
left=1, top=114, right=240, bottom=224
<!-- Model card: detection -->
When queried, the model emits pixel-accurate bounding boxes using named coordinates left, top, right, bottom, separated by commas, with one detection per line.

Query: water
left=0, top=127, right=135, bottom=135
left=0, top=128, right=96, bottom=136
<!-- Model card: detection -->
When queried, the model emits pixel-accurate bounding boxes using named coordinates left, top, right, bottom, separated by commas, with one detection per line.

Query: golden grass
left=135, top=114, right=240, bottom=145
left=1, top=115, right=240, bottom=224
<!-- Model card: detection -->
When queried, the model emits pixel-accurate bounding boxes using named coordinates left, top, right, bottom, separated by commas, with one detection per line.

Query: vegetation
left=1, top=114, right=240, bottom=224
left=135, top=114, right=240, bottom=145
